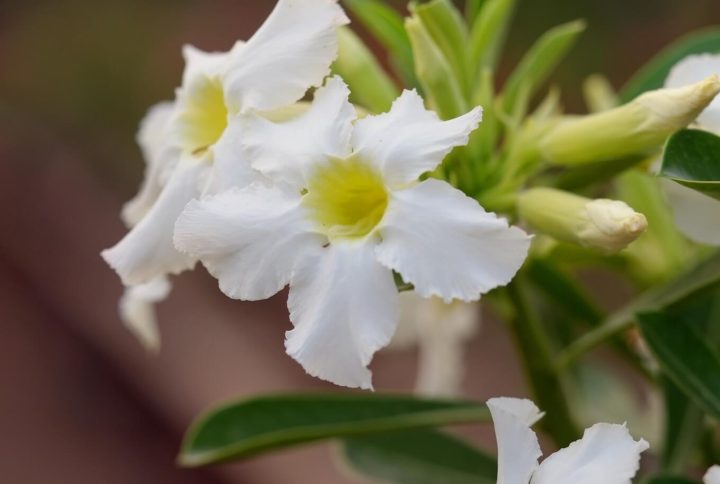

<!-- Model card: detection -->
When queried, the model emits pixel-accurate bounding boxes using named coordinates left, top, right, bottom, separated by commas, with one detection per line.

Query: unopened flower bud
left=518, top=188, right=648, bottom=254
left=541, top=76, right=720, bottom=165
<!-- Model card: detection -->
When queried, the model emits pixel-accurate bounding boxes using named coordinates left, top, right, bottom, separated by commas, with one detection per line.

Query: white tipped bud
left=518, top=188, right=648, bottom=254
left=541, top=76, right=720, bottom=165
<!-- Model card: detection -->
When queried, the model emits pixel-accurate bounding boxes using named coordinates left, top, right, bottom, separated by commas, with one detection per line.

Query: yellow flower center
left=176, top=76, right=228, bottom=154
left=304, top=156, right=388, bottom=240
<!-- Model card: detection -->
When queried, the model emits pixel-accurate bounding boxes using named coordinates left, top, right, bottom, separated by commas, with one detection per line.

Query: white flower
left=390, top=292, right=480, bottom=396
left=487, top=397, right=649, bottom=484
left=662, top=54, right=720, bottom=246
left=102, top=0, right=349, bottom=287
left=705, top=465, right=720, bottom=484
left=119, top=276, right=172, bottom=352
left=174, top=76, right=531, bottom=389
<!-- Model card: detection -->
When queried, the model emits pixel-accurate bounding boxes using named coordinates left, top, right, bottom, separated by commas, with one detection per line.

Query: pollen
left=304, top=155, right=388, bottom=240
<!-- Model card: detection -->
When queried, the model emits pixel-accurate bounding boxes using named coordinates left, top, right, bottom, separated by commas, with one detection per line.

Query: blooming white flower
left=174, top=76, right=531, bottom=389
left=662, top=54, right=720, bottom=246
left=102, top=0, right=349, bottom=288
left=487, top=397, right=649, bottom=484
left=390, top=292, right=480, bottom=396
left=705, top=465, right=720, bottom=484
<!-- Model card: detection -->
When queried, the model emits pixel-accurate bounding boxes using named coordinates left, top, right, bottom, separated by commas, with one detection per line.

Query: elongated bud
left=518, top=188, right=648, bottom=254
left=541, top=76, right=720, bottom=165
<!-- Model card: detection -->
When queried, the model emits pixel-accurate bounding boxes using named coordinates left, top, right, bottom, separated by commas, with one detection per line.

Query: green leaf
left=333, top=27, right=399, bottom=113
left=620, top=28, right=720, bottom=103
left=340, top=429, right=497, bottom=484
left=467, top=0, right=516, bottom=78
left=412, top=0, right=469, bottom=95
left=342, top=0, right=416, bottom=86
left=464, top=0, right=486, bottom=25
left=180, top=393, right=489, bottom=466
left=552, top=155, right=647, bottom=191
left=638, top=311, right=720, bottom=420
left=501, top=20, right=585, bottom=120
left=661, top=129, right=720, bottom=200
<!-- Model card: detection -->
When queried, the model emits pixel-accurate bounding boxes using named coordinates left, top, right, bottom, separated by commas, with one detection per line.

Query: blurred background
left=1, top=1, right=719, bottom=482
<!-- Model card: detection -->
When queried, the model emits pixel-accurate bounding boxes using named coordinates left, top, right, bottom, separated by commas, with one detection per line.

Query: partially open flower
left=174, top=77, right=530, bottom=388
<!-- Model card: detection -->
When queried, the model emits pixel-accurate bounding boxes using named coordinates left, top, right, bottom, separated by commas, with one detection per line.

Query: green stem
left=505, top=278, right=580, bottom=447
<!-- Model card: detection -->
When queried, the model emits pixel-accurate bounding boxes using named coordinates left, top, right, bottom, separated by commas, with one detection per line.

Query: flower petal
left=351, top=90, right=482, bottom=187
left=531, top=423, right=649, bottom=484
left=661, top=178, right=720, bottom=246
left=665, top=54, right=720, bottom=132
left=487, top=397, right=544, bottom=484
left=204, top=116, right=264, bottom=194
left=119, top=276, right=172, bottom=352
left=223, top=0, right=349, bottom=114
left=102, top=155, right=207, bottom=285
left=376, top=179, right=531, bottom=302
left=174, top=183, right=324, bottom=300
left=122, top=101, right=180, bottom=227
left=704, top=465, right=720, bottom=484
left=286, top=240, right=399, bottom=389
left=242, top=76, right=355, bottom=188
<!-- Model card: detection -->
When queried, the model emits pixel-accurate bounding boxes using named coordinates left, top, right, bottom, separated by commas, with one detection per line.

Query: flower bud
left=518, top=188, right=648, bottom=254
left=541, top=76, right=720, bottom=165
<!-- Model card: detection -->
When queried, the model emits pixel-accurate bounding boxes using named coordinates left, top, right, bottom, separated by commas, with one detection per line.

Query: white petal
left=351, top=90, right=482, bottom=187
left=286, top=240, right=399, bottom=389
left=661, top=178, right=720, bottom=246
left=704, top=465, right=720, bottom=484
left=531, top=423, right=649, bottom=484
left=487, top=397, right=544, bottom=484
left=181, top=42, right=243, bottom=87
left=223, top=0, right=349, bottom=113
left=242, top=76, right=355, bottom=188
left=102, top=155, right=207, bottom=285
left=665, top=54, right=720, bottom=132
left=376, top=179, right=531, bottom=302
left=174, top=183, right=324, bottom=300
left=122, top=102, right=181, bottom=227
left=119, top=276, right=172, bottom=352
left=204, top=116, right=264, bottom=194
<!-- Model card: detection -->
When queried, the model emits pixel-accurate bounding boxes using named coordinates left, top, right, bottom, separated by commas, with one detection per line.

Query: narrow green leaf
left=467, top=0, right=516, bottom=78
left=501, top=20, right=585, bottom=119
left=661, top=129, right=720, bottom=200
left=180, top=393, right=489, bottom=466
left=661, top=378, right=705, bottom=473
left=340, top=429, right=497, bottom=484
left=638, top=311, right=720, bottom=420
left=342, top=0, right=416, bottom=86
left=333, top=27, right=399, bottom=113
left=620, top=28, right=720, bottom=103
left=413, top=0, right=469, bottom=96
left=464, top=0, right=486, bottom=25
left=406, top=16, right=467, bottom=119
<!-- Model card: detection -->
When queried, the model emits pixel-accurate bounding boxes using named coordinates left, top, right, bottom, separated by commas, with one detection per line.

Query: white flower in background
left=102, top=0, right=349, bottom=288
left=705, top=465, right=720, bottom=484
left=487, top=397, right=649, bottom=484
left=662, top=54, right=720, bottom=246
left=174, top=76, right=531, bottom=389
left=390, top=292, right=480, bottom=396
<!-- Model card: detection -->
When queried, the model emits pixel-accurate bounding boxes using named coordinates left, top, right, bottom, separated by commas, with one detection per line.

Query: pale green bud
left=541, top=75, right=720, bottom=165
left=518, top=188, right=648, bottom=254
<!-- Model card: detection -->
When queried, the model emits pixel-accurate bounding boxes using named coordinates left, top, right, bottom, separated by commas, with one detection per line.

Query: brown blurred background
left=1, top=1, right=719, bottom=482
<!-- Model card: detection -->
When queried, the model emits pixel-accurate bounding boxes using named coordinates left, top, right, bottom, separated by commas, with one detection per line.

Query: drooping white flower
left=390, top=292, right=480, bottom=396
left=174, top=76, right=531, bottom=389
left=705, top=465, right=720, bottom=484
left=119, top=276, right=171, bottom=352
left=102, top=0, right=349, bottom=288
left=661, top=55, right=720, bottom=246
left=487, top=397, right=649, bottom=484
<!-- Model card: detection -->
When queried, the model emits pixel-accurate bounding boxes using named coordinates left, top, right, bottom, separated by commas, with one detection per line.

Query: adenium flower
left=102, top=0, right=349, bottom=345
left=487, top=397, right=649, bottom=484
left=706, top=465, right=720, bottom=484
left=662, top=54, right=720, bottom=246
left=174, top=76, right=531, bottom=389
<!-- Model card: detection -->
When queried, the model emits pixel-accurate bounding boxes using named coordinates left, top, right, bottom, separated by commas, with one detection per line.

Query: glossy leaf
left=180, top=394, right=489, bottom=466
left=340, top=429, right=497, bottom=484
left=661, top=129, right=720, bottom=200
left=620, top=28, right=720, bottom=102
left=638, top=312, right=720, bottom=420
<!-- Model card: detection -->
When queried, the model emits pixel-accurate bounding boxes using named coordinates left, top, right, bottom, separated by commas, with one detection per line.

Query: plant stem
left=505, top=278, right=580, bottom=447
